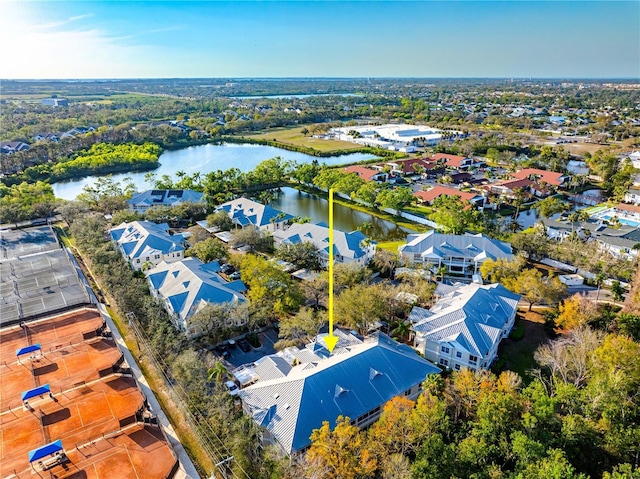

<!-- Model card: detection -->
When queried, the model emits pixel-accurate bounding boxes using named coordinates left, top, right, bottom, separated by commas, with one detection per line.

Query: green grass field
left=240, top=125, right=364, bottom=152
left=377, top=240, right=405, bottom=252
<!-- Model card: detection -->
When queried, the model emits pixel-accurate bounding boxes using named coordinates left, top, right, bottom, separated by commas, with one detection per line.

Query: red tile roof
left=388, top=158, right=434, bottom=174
left=487, top=178, right=534, bottom=191
left=512, top=168, right=566, bottom=186
left=430, top=153, right=468, bottom=168
left=615, top=203, right=640, bottom=214
left=414, top=185, right=479, bottom=204
left=344, top=165, right=385, bottom=182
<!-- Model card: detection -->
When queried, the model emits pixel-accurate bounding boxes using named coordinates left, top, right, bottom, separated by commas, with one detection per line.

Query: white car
left=225, top=380, right=239, bottom=396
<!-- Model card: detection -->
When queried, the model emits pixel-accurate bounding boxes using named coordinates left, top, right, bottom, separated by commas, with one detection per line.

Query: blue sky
left=2, top=1, right=638, bottom=79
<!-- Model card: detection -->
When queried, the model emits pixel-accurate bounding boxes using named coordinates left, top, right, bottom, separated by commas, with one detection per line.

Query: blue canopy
left=16, top=344, right=41, bottom=357
left=28, top=440, right=63, bottom=463
left=21, top=384, right=51, bottom=401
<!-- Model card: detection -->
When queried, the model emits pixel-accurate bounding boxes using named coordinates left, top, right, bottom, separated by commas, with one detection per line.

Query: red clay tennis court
left=0, top=308, right=178, bottom=478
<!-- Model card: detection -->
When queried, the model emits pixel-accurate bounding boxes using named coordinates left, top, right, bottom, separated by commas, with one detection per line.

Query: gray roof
left=273, top=222, right=374, bottom=261
left=399, top=231, right=513, bottom=262
left=146, top=257, right=246, bottom=321
left=216, top=198, right=293, bottom=228
left=239, top=332, right=439, bottom=454
left=127, top=189, right=204, bottom=209
left=109, top=221, right=185, bottom=260
left=409, top=283, right=520, bottom=358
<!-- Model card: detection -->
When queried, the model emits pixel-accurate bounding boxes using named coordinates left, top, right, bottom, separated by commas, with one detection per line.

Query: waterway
left=52, top=142, right=376, bottom=200
left=270, top=187, right=414, bottom=242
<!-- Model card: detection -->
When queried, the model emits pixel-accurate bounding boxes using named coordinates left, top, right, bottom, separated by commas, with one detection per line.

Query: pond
left=52, top=142, right=377, bottom=200
left=270, top=187, right=415, bottom=242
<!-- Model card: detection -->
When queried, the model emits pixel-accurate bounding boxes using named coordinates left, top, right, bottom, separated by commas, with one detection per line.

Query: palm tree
left=208, top=361, right=228, bottom=383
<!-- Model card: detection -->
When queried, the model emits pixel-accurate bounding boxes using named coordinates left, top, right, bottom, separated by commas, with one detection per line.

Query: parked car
left=228, top=272, right=241, bottom=281
left=237, top=338, right=252, bottom=353
left=221, top=263, right=235, bottom=274
left=225, top=380, right=239, bottom=396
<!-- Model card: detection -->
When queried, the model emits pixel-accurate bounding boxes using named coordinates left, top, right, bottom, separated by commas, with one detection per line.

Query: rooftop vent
left=334, top=384, right=349, bottom=398
left=369, top=367, right=383, bottom=380
left=273, top=393, right=279, bottom=399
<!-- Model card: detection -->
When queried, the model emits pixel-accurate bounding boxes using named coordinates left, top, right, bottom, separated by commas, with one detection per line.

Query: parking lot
left=221, top=328, right=279, bottom=368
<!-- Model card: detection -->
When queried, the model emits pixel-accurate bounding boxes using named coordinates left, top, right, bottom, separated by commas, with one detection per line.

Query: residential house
left=408, top=283, right=520, bottom=370
left=624, top=187, right=640, bottom=206
left=127, top=189, right=205, bottom=213
left=146, top=257, right=247, bottom=331
left=273, top=222, right=376, bottom=267
left=61, top=126, right=95, bottom=139
left=566, top=160, right=590, bottom=176
left=413, top=185, right=485, bottom=207
left=430, top=153, right=478, bottom=170
left=383, top=158, right=444, bottom=178
left=343, top=165, right=389, bottom=182
left=0, top=141, right=30, bottom=154
left=540, top=217, right=640, bottom=259
left=238, top=331, right=440, bottom=455
left=398, top=231, right=514, bottom=276
left=109, top=221, right=185, bottom=271
left=33, top=132, right=61, bottom=142
left=512, top=168, right=569, bottom=187
left=627, top=151, right=640, bottom=170
left=485, top=178, right=536, bottom=199
left=215, top=198, right=293, bottom=232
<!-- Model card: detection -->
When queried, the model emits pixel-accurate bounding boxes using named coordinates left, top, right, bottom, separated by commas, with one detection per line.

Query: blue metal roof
left=22, top=384, right=50, bottom=401
left=28, top=440, right=63, bottom=462
left=16, top=344, right=41, bottom=356
left=240, top=333, right=440, bottom=454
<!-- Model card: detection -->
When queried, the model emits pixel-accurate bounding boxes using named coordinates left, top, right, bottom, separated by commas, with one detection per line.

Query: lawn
left=240, top=125, right=364, bottom=152
left=377, top=240, right=405, bottom=252
left=494, top=309, right=553, bottom=382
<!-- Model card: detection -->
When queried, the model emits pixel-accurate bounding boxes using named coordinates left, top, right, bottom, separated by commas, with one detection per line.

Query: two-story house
left=409, top=283, right=520, bottom=370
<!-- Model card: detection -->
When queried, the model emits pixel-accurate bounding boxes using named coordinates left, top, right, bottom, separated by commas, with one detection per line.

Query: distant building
left=0, top=141, right=29, bottom=154
left=61, top=126, right=95, bottom=139
left=273, top=222, right=376, bottom=267
left=238, top=331, right=440, bottom=455
left=33, top=132, right=61, bottom=142
left=41, top=98, right=68, bottom=107
left=409, top=283, right=520, bottom=370
left=430, top=153, right=479, bottom=170
left=343, top=165, right=388, bottom=182
left=215, top=198, right=293, bottom=232
left=624, top=187, right=640, bottom=206
left=331, top=123, right=444, bottom=148
left=512, top=168, right=569, bottom=187
left=127, top=189, right=205, bottom=213
left=413, top=185, right=485, bottom=207
left=109, top=221, right=185, bottom=271
left=566, top=160, right=590, bottom=176
left=146, top=257, right=247, bottom=331
left=398, top=231, right=514, bottom=277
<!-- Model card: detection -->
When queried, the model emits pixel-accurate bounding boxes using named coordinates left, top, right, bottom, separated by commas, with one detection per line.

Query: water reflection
left=270, top=187, right=414, bottom=242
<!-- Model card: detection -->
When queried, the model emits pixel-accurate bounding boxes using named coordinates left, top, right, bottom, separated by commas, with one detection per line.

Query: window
left=136, top=259, right=141, bottom=263
left=439, top=358, right=449, bottom=367
left=454, top=364, right=461, bottom=371
left=469, top=355, right=478, bottom=365
left=441, top=346, right=450, bottom=354
left=456, top=351, right=462, bottom=358
left=155, top=254, right=160, bottom=259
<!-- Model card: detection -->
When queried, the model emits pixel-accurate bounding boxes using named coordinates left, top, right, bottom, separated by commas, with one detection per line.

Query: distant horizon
left=2, top=1, right=638, bottom=79
left=3, top=76, right=639, bottom=82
